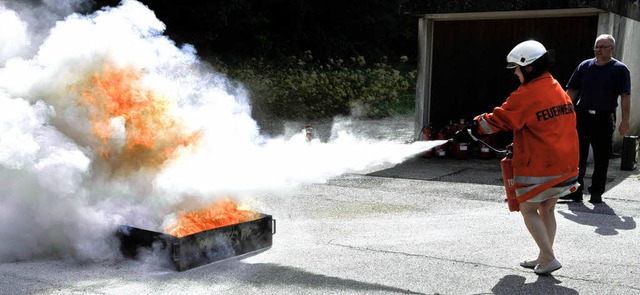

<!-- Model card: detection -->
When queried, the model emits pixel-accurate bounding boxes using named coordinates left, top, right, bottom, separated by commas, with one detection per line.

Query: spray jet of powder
left=0, top=0, right=444, bottom=262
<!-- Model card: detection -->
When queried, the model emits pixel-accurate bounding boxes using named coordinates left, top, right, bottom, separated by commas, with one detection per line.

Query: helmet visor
left=506, top=63, right=517, bottom=69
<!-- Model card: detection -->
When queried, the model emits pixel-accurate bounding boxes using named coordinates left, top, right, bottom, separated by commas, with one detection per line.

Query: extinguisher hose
left=476, top=138, right=508, bottom=154
left=461, top=129, right=509, bottom=155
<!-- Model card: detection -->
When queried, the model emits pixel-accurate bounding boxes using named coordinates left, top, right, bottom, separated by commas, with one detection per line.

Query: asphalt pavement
left=1, top=154, right=639, bottom=295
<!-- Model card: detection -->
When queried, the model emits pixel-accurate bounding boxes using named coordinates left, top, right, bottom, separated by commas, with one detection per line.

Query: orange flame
left=165, top=198, right=259, bottom=238
left=76, top=63, right=201, bottom=173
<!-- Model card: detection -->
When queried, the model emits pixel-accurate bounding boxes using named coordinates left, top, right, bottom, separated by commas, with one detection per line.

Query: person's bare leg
left=539, top=198, right=558, bottom=247
left=520, top=202, right=555, bottom=267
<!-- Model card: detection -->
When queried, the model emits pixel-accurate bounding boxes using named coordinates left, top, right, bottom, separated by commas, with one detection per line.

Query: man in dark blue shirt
left=561, top=34, right=631, bottom=204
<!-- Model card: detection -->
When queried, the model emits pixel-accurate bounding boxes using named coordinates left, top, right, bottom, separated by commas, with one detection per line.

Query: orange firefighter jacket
left=475, top=72, right=579, bottom=203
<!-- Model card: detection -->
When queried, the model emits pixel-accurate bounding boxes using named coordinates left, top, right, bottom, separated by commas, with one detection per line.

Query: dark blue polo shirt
left=566, top=58, right=631, bottom=111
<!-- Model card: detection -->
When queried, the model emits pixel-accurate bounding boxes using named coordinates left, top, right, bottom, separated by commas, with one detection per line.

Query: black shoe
left=589, top=195, right=603, bottom=204
left=559, top=191, right=583, bottom=202
left=587, top=186, right=604, bottom=196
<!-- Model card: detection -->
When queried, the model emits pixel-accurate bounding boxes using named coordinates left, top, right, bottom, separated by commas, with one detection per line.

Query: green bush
left=219, top=51, right=416, bottom=120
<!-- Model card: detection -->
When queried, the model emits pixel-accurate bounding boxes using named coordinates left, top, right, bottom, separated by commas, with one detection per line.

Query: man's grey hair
left=595, top=34, right=616, bottom=47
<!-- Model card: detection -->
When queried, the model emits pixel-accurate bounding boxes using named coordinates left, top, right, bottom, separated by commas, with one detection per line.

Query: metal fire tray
left=116, top=213, right=275, bottom=271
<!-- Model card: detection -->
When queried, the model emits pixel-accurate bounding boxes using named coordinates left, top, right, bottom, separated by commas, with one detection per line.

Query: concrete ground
left=1, top=155, right=639, bottom=295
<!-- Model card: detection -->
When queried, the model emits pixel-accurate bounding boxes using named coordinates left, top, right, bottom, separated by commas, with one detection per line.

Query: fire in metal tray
left=117, top=200, right=275, bottom=271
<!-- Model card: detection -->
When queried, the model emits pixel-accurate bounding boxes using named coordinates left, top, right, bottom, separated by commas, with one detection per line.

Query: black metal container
left=116, top=213, right=275, bottom=271
left=621, top=136, right=638, bottom=171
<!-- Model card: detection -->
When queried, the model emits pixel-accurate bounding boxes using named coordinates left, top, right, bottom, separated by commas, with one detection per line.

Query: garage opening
left=428, top=16, right=598, bottom=145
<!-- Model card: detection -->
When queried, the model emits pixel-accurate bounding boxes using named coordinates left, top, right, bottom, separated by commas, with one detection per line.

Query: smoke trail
left=0, top=0, right=439, bottom=262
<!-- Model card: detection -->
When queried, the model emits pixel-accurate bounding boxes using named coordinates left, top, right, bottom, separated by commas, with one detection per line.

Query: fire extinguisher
left=453, top=119, right=469, bottom=160
left=500, top=144, right=519, bottom=212
left=458, top=131, right=515, bottom=212
left=304, top=124, right=313, bottom=142
left=435, top=130, right=447, bottom=157
left=421, top=124, right=434, bottom=141
left=420, top=123, right=434, bottom=158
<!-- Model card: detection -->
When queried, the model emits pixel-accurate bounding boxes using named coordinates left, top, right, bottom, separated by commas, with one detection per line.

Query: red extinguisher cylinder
left=501, top=156, right=520, bottom=212
left=420, top=125, right=434, bottom=158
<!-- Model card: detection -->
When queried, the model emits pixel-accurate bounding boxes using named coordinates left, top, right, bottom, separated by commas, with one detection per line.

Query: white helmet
left=506, top=40, right=547, bottom=69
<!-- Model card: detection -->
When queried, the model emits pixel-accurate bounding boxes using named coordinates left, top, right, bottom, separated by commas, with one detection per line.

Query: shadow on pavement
left=558, top=202, right=636, bottom=235
left=368, top=157, right=616, bottom=189
left=367, top=156, right=504, bottom=185
left=165, top=262, right=427, bottom=295
left=491, top=274, right=578, bottom=295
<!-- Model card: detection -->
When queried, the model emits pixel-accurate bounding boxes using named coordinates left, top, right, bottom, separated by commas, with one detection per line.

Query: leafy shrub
left=219, top=51, right=416, bottom=120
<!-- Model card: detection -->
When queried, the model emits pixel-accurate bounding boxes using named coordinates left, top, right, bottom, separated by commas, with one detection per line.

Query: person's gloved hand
left=453, top=121, right=480, bottom=143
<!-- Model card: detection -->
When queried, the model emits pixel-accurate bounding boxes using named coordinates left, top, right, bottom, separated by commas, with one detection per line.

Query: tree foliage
left=91, top=0, right=418, bottom=119
left=93, top=0, right=417, bottom=62
left=220, top=52, right=416, bottom=120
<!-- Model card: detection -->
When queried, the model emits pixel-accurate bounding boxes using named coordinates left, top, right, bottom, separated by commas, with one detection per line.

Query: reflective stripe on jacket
left=475, top=72, right=579, bottom=203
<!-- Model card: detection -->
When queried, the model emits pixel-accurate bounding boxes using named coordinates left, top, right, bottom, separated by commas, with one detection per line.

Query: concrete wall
left=414, top=18, right=434, bottom=141
left=598, top=12, right=640, bottom=146
left=622, top=16, right=640, bottom=138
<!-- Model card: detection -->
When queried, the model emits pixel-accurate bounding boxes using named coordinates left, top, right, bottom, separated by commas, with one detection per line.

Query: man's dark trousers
left=576, top=107, right=616, bottom=198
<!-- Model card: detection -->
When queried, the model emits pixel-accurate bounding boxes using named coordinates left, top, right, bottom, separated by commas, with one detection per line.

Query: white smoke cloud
left=0, top=93, right=106, bottom=261
left=0, top=0, right=94, bottom=61
left=0, top=6, right=30, bottom=65
left=0, top=0, right=439, bottom=262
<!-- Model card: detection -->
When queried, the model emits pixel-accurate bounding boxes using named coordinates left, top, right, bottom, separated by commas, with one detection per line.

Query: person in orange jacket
left=454, top=40, right=579, bottom=275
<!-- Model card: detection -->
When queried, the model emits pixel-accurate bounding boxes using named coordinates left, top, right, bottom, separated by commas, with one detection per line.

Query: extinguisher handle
left=504, top=143, right=514, bottom=158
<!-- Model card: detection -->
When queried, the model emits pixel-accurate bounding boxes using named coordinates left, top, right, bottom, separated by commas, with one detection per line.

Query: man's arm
left=566, top=88, right=579, bottom=103
left=619, top=93, right=630, bottom=135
